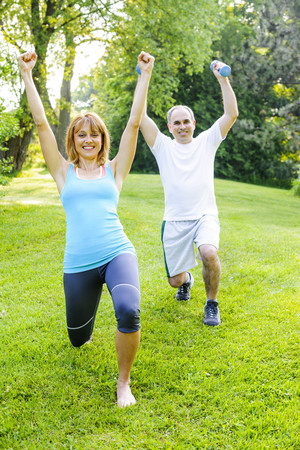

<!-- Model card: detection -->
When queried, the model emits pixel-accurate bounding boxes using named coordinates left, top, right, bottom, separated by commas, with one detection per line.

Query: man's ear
left=167, top=123, right=172, bottom=132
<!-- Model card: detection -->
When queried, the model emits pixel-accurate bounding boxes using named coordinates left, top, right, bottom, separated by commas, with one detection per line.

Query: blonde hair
left=66, top=112, right=110, bottom=167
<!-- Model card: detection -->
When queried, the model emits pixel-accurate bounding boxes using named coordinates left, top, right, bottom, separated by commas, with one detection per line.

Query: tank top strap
left=105, top=163, right=115, bottom=180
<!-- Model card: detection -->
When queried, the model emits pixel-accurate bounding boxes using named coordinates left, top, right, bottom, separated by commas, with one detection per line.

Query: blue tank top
left=60, top=164, right=135, bottom=273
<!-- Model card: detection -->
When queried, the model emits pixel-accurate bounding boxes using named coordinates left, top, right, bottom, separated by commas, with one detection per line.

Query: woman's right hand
left=137, top=51, right=155, bottom=75
left=18, top=51, right=37, bottom=73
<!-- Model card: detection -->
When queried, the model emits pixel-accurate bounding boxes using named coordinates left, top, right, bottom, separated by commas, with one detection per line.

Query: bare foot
left=117, top=380, right=136, bottom=408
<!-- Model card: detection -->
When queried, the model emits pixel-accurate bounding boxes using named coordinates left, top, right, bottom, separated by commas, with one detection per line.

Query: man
left=139, top=61, right=238, bottom=326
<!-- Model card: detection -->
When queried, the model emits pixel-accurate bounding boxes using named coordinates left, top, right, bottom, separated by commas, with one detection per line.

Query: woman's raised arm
left=19, top=51, right=68, bottom=192
left=111, top=51, right=154, bottom=191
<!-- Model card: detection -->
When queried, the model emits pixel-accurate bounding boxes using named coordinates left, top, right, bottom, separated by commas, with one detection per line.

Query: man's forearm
left=220, top=78, right=238, bottom=119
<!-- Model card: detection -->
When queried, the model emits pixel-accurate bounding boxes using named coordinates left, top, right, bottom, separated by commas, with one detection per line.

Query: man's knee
left=168, top=273, right=187, bottom=288
left=199, top=245, right=219, bottom=267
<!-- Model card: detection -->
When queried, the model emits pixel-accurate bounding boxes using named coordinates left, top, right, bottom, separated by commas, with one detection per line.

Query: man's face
left=167, top=107, right=196, bottom=144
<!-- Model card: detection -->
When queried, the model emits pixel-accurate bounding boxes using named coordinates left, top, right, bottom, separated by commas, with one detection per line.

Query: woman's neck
left=75, top=165, right=103, bottom=180
left=78, top=159, right=100, bottom=171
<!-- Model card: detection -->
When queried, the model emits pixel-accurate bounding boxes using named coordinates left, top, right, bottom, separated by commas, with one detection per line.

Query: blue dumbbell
left=136, top=64, right=141, bottom=75
left=210, top=60, right=231, bottom=77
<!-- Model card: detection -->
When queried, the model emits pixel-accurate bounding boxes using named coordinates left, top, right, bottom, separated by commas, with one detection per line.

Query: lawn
left=0, top=167, right=299, bottom=449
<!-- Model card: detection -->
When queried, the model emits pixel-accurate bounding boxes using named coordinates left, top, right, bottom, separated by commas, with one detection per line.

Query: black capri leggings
left=63, top=252, right=140, bottom=347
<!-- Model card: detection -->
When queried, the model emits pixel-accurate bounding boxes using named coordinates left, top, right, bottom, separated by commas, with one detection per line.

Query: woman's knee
left=117, top=304, right=140, bottom=333
left=112, top=285, right=140, bottom=333
left=68, top=331, right=88, bottom=348
left=67, top=321, right=94, bottom=347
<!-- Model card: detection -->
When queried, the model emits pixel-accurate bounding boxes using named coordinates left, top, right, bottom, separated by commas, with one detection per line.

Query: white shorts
left=161, top=215, right=220, bottom=277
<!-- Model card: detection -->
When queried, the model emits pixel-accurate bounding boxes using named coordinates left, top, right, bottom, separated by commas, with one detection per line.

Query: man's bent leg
left=169, top=272, right=194, bottom=301
left=168, top=272, right=188, bottom=288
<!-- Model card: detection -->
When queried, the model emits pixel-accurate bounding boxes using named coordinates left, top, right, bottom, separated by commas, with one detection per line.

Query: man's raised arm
left=139, top=96, right=159, bottom=149
left=212, top=61, right=239, bottom=139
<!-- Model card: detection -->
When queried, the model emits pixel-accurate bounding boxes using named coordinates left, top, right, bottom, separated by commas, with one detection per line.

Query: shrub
left=0, top=156, right=14, bottom=185
left=0, top=108, right=20, bottom=185
left=292, top=172, right=300, bottom=196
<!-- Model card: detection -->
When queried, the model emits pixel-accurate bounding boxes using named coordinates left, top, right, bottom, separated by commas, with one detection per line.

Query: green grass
left=0, top=168, right=299, bottom=449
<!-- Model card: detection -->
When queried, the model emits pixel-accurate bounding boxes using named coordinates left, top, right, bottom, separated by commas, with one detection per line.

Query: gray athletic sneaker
left=203, top=300, right=221, bottom=326
left=175, top=273, right=194, bottom=301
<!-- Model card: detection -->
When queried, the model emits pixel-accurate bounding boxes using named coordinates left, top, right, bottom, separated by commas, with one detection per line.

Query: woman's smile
left=74, top=124, right=102, bottom=160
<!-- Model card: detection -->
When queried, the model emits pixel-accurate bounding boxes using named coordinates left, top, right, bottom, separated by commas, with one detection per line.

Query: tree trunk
left=55, top=77, right=72, bottom=159
left=1, top=35, right=77, bottom=168
left=54, top=30, right=76, bottom=158
left=1, top=127, right=33, bottom=170
left=0, top=90, right=34, bottom=170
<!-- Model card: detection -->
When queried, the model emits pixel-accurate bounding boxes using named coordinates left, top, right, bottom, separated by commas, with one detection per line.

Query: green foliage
left=220, top=118, right=298, bottom=188
left=88, top=0, right=225, bottom=160
left=72, top=0, right=299, bottom=186
left=0, top=45, right=20, bottom=95
left=0, top=109, right=20, bottom=184
left=0, top=109, right=20, bottom=151
left=171, top=0, right=300, bottom=187
left=0, top=0, right=115, bottom=167
left=72, top=73, right=96, bottom=110
left=23, top=138, right=47, bottom=170
left=292, top=171, right=300, bottom=196
left=103, top=0, right=223, bottom=109
left=0, top=157, right=14, bottom=186
left=220, top=0, right=300, bottom=186
left=0, top=168, right=299, bottom=448
left=1, top=0, right=299, bottom=186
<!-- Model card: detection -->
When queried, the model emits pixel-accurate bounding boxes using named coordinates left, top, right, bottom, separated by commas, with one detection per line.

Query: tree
left=0, top=0, right=115, bottom=169
left=70, top=0, right=299, bottom=186
left=221, top=0, right=300, bottom=186
left=173, top=0, right=299, bottom=187
left=85, top=0, right=226, bottom=169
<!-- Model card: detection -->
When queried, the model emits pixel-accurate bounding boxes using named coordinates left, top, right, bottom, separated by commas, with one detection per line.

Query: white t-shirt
left=150, top=119, right=224, bottom=221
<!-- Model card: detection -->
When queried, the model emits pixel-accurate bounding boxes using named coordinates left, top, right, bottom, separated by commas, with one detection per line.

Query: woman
left=18, top=50, right=154, bottom=407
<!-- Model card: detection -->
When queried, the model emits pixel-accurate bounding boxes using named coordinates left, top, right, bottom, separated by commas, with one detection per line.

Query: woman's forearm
left=21, top=70, right=48, bottom=128
left=128, top=71, right=152, bottom=128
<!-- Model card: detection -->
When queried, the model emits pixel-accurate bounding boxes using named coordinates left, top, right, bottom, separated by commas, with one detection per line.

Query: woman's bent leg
left=63, top=269, right=103, bottom=347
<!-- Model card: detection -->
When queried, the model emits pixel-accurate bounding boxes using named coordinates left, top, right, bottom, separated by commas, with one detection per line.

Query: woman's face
left=74, top=123, right=102, bottom=161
